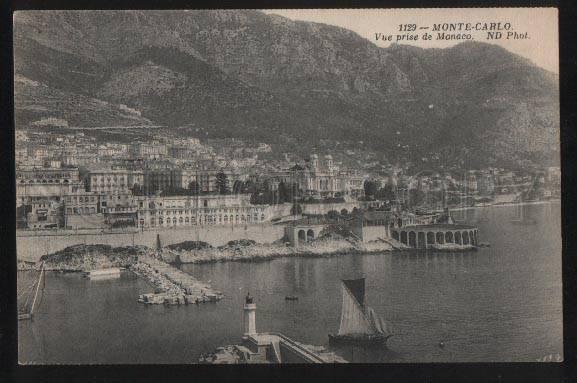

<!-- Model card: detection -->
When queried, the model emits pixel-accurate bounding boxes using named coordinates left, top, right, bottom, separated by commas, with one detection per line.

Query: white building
left=135, top=194, right=269, bottom=228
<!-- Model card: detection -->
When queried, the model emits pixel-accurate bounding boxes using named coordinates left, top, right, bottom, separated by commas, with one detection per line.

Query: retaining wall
left=16, top=224, right=285, bottom=262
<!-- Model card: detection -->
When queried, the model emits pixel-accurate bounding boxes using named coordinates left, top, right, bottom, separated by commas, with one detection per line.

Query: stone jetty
left=131, top=254, right=223, bottom=305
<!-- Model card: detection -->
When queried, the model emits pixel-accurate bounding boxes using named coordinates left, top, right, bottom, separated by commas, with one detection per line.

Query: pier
left=132, top=254, right=223, bottom=305
left=200, top=294, right=347, bottom=364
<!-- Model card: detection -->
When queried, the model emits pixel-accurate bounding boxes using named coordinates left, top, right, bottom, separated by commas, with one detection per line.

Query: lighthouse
left=243, top=292, right=257, bottom=336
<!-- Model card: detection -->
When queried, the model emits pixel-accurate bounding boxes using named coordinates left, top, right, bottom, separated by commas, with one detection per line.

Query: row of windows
left=103, top=207, right=136, bottom=213
left=141, top=213, right=266, bottom=227
left=92, top=185, right=129, bottom=190
left=65, top=196, right=96, bottom=203
left=19, top=179, right=72, bottom=184
left=157, top=207, right=260, bottom=215
left=66, top=207, right=96, bottom=214
left=20, top=172, right=73, bottom=179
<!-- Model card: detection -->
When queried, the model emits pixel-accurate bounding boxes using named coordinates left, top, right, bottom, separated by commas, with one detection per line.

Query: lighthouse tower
left=243, top=292, right=257, bottom=336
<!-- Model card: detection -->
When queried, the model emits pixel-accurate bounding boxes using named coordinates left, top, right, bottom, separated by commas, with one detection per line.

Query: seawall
left=266, top=202, right=362, bottom=217
left=16, top=224, right=285, bottom=262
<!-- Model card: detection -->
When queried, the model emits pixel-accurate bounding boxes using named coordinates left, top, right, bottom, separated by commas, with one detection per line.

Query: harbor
left=18, top=202, right=563, bottom=364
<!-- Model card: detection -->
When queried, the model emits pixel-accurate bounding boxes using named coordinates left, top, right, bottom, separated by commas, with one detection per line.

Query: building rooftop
left=400, top=223, right=477, bottom=230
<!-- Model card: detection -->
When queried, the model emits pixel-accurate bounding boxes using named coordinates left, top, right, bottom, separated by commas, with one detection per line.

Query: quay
left=200, top=294, right=346, bottom=364
left=132, top=254, right=223, bottom=305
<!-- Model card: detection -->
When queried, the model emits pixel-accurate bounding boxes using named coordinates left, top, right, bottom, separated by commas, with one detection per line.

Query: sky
left=262, top=8, right=558, bottom=73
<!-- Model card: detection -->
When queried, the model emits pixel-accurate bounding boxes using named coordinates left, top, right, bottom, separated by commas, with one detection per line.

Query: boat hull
left=328, top=333, right=390, bottom=346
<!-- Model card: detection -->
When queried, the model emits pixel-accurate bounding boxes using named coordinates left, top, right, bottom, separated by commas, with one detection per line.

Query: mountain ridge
left=13, top=10, right=559, bottom=168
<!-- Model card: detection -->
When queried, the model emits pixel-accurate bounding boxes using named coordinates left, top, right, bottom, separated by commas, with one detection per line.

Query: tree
left=363, top=180, right=379, bottom=198
left=290, top=203, right=303, bottom=215
left=376, top=184, right=396, bottom=202
left=278, top=181, right=290, bottom=203
left=232, top=180, right=244, bottom=194
left=242, top=180, right=256, bottom=194
left=408, top=189, right=426, bottom=206
left=215, top=171, right=229, bottom=195
left=327, top=210, right=340, bottom=220
left=340, top=208, right=349, bottom=216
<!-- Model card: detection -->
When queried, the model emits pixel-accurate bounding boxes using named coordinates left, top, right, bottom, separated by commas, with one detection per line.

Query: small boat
left=285, top=295, right=299, bottom=301
left=477, top=242, right=491, bottom=248
left=329, top=278, right=392, bottom=346
left=85, top=268, right=121, bottom=278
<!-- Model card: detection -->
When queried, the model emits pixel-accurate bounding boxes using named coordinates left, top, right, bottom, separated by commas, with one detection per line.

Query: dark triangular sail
left=342, top=278, right=365, bottom=307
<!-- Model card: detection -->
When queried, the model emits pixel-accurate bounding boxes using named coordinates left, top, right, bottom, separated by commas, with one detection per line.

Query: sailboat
left=18, top=262, right=46, bottom=321
left=329, top=278, right=392, bottom=346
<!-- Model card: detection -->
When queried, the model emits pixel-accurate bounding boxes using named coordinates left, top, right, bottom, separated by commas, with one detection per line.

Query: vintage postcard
left=14, top=8, right=561, bottom=364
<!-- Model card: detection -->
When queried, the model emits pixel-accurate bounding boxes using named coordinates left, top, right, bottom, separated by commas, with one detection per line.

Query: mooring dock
left=132, top=254, right=223, bottom=305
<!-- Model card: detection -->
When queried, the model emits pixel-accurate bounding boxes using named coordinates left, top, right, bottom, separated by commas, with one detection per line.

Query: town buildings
left=14, top=126, right=558, bottom=232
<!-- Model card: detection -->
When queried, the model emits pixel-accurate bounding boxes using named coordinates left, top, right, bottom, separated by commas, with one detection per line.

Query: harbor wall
left=302, top=202, right=361, bottom=215
left=267, top=202, right=362, bottom=218
left=353, top=225, right=389, bottom=242
left=16, top=224, right=286, bottom=262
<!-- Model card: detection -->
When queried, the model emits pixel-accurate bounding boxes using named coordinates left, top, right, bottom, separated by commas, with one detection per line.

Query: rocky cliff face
left=13, top=10, right=559, bottom=167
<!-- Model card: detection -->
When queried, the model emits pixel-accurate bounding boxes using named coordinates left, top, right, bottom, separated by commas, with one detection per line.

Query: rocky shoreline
left=22, top=237, right=404, bottom=272
left=36, top=244, right=144, bottom=272
left=161, top=238, right=399, bottom=265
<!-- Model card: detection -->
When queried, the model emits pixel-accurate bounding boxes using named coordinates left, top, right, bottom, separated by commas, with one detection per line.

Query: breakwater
left=34, top=243, right=223, bottom=305
left=132, top=254, right=223, bottom=305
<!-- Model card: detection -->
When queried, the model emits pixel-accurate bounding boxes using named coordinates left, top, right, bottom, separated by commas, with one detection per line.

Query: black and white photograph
left=13, top=8, right=562, bottom=364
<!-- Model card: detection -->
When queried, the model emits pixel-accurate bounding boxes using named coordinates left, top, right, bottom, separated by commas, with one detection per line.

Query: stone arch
left=455, top=231, right=462, bottom=245
left=400, top=231, right=408, bottom=245
left=409, top=231, right=417, bottom=248
left=474, top=231, right=478, bottom=245
left=436, top=232, right=445, bottom=244
left=298, top=230, right=306, bottom=243
left=426, top=232, right=435, bottom=246
left=445, top=231, right=453, bottom=243
left=307, top=229, right=315, bottom=242
left=463, top=231, right=470, bottom=245
left=392, top=230, right=400, bottom=241
left=417, top=232, right=426, bottom=249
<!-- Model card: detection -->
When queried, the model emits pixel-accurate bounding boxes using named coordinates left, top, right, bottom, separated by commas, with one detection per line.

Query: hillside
left=13, top=10, right=559, bottom=167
